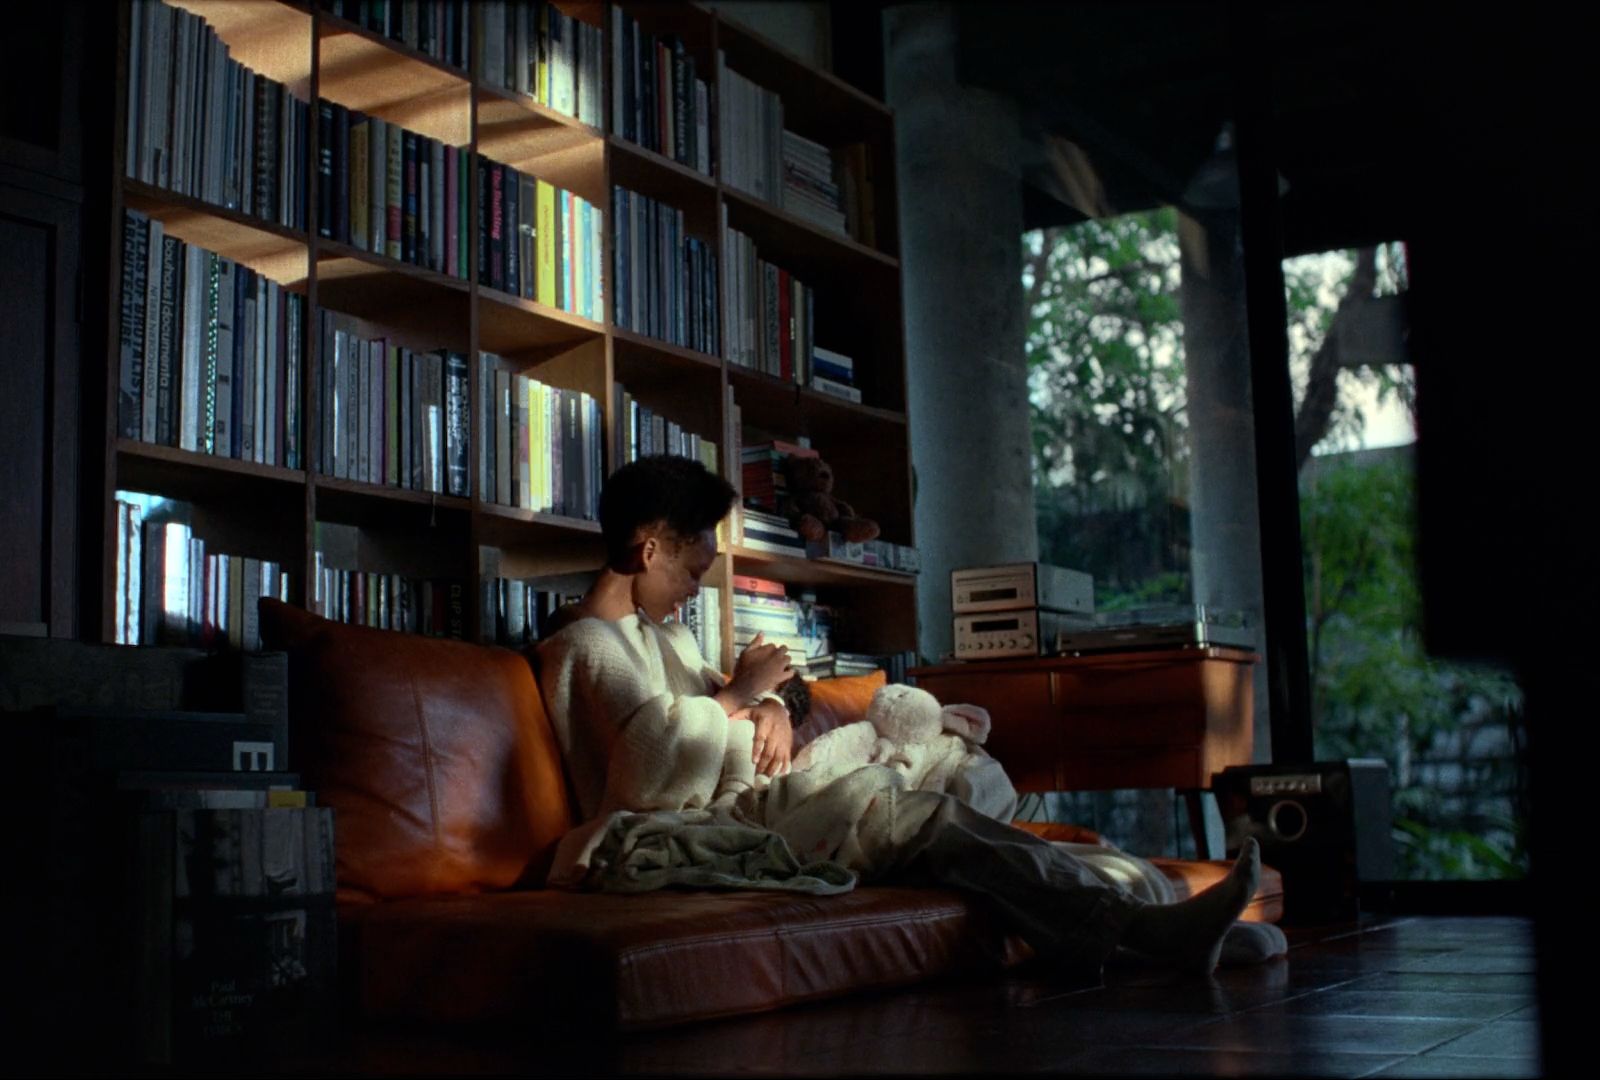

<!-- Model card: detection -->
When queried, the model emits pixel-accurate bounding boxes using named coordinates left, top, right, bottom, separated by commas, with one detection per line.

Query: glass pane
left=1286, top=244, right=1529, bottom=881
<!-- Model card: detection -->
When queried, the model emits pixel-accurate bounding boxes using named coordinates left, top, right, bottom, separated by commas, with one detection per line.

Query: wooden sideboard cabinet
left=909, top=646, right=1259, bottom=855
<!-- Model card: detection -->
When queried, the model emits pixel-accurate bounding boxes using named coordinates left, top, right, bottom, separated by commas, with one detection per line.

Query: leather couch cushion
left=259, top=599, right=573, bottom=902
left=340, top=885, right=1028, bottom=1031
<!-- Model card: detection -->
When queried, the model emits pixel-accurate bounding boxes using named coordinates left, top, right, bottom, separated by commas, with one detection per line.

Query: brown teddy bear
left=779, top=455, right=880, bottom=544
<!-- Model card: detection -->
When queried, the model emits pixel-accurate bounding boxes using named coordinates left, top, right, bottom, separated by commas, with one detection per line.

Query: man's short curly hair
left=599, top=455, right=737, bottom=569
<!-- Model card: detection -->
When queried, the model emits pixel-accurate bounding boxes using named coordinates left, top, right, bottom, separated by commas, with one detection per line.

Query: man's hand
left=748, top=700, right=793, bottom=777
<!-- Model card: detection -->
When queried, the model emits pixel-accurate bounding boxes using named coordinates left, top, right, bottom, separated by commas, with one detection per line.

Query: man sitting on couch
left=536, top=455, right=1263, bottom=980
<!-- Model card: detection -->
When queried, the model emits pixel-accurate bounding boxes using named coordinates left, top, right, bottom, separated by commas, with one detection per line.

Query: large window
left=1285, top=244, right=1528, bottom=880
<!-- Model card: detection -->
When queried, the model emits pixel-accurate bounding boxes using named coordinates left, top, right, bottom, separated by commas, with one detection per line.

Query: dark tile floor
left=324, top=915, right=1541, bottom=1077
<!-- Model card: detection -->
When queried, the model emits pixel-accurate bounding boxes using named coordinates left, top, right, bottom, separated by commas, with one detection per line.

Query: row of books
left=738, top=508, right=807, bottom=557
left=612, top=385, right=719, bottom=474
left=115, top=514, right=291, bottom=649
left=613, top=186, right=719, bottom=353
left=673, top=586, right=722, bottom=671
left=485, top=580, right=581, bottom=647
left=716, top=53, right=783, bottom=206
left=721, top=217, right=818, bottom=385
left=782, top=129, right=847, bottom=236
left=485, top=162, right=604, bottom=320
left=477, top=354, right=603, bottom=520
left=481, top=1, right=603, bottom=129
left=311, top=559, right=467, bottom=639
left=320, top=0, right=471, bottom=71
left=808, top=651, right=914, bottom=683
left=125, top=0, right=309, bottom=231
left=118, top=212, right=305, bottom=466
left=611, top=10, right=711, bottom=175
left=318, top=102, right=468, bottom=277
left=314, top=314, right=469, bottom=495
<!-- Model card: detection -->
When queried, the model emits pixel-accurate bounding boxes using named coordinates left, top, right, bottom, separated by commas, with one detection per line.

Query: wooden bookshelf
left=101, top=0, right=916, bottom=670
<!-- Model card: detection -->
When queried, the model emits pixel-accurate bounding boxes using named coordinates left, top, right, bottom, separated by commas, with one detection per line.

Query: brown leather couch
left=259, top=599, right=1281, bottom=1032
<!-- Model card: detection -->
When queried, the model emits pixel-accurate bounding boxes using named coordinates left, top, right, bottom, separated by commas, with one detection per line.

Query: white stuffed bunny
left=790, top=683, right=996, bottom=795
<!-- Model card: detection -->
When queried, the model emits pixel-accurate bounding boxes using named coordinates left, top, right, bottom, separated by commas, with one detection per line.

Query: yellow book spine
left=537, top=180, right=556, bottom=307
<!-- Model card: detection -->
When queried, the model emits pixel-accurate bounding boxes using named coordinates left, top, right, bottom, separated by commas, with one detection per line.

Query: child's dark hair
left=598, top=455, right=737, bottom=569
left=779, top=675, right=811, bottom=727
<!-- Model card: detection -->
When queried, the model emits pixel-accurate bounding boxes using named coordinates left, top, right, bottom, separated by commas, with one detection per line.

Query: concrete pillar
left=884, top=3, right=1035, bottom=664
left=1180, top=209, right=1272, bottom=763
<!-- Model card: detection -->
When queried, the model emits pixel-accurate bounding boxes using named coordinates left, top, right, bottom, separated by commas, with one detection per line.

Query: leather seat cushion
left=340, top=885, right=1029, bottom=1031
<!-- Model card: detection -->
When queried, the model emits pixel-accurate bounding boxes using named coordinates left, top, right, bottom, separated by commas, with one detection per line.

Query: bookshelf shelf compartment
left=477, top=91, right=607, bottom=205
left=607, top=136, right=716, bottom=205
left=720, top=186, right=897, bottom=277
left=117, top=439, right=306, bottom=505
left=477, top=288, right=605, bottom=355
left=313, top=476, right=471, bottom=529
left=167, top=0, right=315, bottom=98
left=316, top=20, right=471, bottom=148
left=728, top=546, right=916, bottom=589
left=474, top=504, right=603, bottom=557
left=315, top=243, right=472, bottom=347
left=124, top=182, right=312, bottom=286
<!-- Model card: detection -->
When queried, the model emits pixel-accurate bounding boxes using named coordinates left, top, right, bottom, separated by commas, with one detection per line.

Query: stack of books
left=731, top=576, right=816, bottom=676
left=125, top=1, right=310, bottom=230
left=613, top=385, right=719, bottom=474
left=483, top=162, right=603, bottom=320
left=781, top=130, right=847, bottom=236
left=312, top=558, right=466, bottom=639
left=477, top=354, right=604, bottom=520
left=611, top=13, right=711, bottom=175
left=809, top=346, right=860, bottom=404
left=739, top=509, right=806, bottom=556
left=740, top=440, right=816, bottom=514
left=720, top=219, right=815, bottom=383
left=316, top=313, right=469, bottom=496
left=806, top=531, right=922, bottom=575
left=481, top=1, right=604, bottom=128
left=116, top=514, right=291, bottom=649
left=117, top=211, right=305, bottom=465
left=613, top=186, right=717, bottom=352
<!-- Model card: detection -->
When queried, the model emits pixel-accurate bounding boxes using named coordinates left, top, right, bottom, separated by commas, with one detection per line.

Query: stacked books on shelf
left=739, top=508, right=806, bottom=557
left=731, top=576, right=831, bottom=678
left=740, top=440, right=815, bottom=513
left=480, top=161, right=603, bottom=320
left=312, top=558, right=466, bottom=639
left=115, top=512, right=291, bottom=649
left=318, top=101, right=469, bottom=278
left=477, top=354, right=603, bottom=520
left=611, top=12, right=712, bottom=175
left=118, top=211, right=305, bottom=465
left=124, top=0, right=310, bottom=231
left=314, top=313, right=469, bottom=496
left=809, top=346, right=860, bottom=404
left=809, top=650, right=916, bottom=683
left=320, top=0, right=471, bottom=70
left=672, top=586, right=722, bottom=671
left=781, top=130, right=846, bottom=236
left=613, top=186, right=718, bottom=352
left=806, top=531, right=922, bottom=575
left=612, top=385, right=718, bottom=474
left=484, top=579, right=583, bottom=647
left=480, top=0, right=603, bottom=128
left=721, top=217, right=815, bottom=385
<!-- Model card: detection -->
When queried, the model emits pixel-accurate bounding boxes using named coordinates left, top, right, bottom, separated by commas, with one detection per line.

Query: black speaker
left=1212, top=759, right=1395, bottom=924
